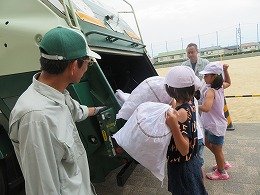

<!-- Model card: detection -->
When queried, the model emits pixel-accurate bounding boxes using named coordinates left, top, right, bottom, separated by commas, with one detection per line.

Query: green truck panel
left=0, top=0, right=157, bottom=193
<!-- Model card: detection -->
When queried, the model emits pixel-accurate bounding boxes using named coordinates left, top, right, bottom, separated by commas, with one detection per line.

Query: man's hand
left=93, top=106, right=107, bottom=115
left=89, top=106, right=107, bottom=116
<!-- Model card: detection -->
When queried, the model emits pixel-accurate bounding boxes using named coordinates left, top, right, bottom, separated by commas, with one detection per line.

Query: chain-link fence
left=147, top=23, right=260, bottom=58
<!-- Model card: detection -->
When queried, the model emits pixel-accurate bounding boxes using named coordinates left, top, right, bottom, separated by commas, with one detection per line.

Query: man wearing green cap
left=9, top=27, right=102, bottom=195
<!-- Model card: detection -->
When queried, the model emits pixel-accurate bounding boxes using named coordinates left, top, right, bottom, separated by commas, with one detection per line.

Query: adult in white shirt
left=9, top=27, right=102, bottom=195
left=181, top=43, right=209, bottom=80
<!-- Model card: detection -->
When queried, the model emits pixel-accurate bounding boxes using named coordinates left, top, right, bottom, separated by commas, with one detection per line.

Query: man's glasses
left=78, top=57, right=94, bottom=66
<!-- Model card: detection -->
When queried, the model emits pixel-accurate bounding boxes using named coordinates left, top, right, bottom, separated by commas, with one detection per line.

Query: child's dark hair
left=211, top=74, right=223, bottom=90
left=194, top=90, right=201, bottom=100
left=165, top=84, right=195, bottom=102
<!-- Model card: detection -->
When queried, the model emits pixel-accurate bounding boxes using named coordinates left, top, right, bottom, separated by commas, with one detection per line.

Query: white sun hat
left=165, top=66, right=200, bottom=89
left=199, top=61, right=223, bottom=75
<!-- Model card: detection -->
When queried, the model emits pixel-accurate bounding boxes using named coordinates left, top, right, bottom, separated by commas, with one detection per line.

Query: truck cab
left=0, top=0, right=157, bottom=194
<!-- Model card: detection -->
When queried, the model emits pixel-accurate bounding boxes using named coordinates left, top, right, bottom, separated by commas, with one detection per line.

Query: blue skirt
left=167, top=156, right=208, bottom=195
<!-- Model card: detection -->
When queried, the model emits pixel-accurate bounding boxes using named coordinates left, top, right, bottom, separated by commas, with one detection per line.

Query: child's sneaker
left=206, top=169, right=230, bottom=180
left=212, top=161, right=232, bottom=171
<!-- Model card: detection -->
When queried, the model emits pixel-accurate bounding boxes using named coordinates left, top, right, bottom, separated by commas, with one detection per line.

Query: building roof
left=200, top=46, right=222, bottom=52
left=154, top=42, right=260, bottom=58
left=156, top=49, right=186, bottom=58
left=241, top=42, right=260, bottom=47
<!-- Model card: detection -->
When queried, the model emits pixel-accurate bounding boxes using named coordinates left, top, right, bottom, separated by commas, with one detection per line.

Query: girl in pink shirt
left=199, top=62, right=231, bottom=180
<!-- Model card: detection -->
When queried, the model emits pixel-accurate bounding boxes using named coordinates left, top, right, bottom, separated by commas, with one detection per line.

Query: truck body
left=0, top=0, right=157, bottom=194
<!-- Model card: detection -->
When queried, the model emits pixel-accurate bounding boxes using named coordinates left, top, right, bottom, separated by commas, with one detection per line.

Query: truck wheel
left=0, top=161, right=7, bottom=195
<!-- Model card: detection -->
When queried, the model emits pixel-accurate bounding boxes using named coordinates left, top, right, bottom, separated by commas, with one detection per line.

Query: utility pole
left=181, top=38, right=183, bottom=50
left=165, top=41, right=168, bottom=52
left=257, top=24, right=260, bottom=50
left=237, top=23, right=242, bottom=51
left=216, top=31, right=220, bottom=59
left=236, top=27, right=239, bottom=54
left=216, top=31, right=219, bottom=47
left=150, top=43, right=154, bottom=58
left=257, top=24, right=259, bottom=43
left=198, top=34, right=201, bottom=50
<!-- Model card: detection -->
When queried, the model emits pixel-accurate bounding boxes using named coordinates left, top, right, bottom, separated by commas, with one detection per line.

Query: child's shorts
left=205, top=130, right=224, bottom=145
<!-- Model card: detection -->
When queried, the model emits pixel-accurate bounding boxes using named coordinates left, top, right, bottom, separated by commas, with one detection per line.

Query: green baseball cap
left=39, top=26, right=101, bottom=60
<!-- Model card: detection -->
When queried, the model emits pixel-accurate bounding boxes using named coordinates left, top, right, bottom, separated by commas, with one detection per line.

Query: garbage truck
left=0, top=0, right=158, bottom=194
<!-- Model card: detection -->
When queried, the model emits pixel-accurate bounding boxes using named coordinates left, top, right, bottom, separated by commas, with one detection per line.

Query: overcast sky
left=98, top=0, right=260, bottom=56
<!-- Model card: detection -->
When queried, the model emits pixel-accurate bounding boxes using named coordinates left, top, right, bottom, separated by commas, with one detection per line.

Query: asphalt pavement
left=94, top=122, right=260, bottom=195
left=19, top=122, right=260, bottom=195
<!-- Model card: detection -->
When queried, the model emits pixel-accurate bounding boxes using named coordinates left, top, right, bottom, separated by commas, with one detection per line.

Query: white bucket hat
left=165, top=66, right=201, bottom=89
left=199, top=61, right=223, bottom=75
